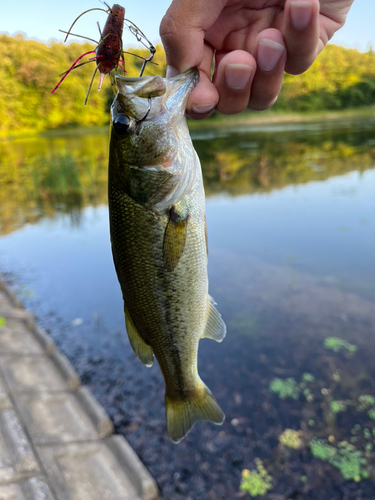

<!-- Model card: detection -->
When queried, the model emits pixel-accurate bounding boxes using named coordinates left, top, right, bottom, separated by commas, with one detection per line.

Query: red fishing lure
left=52, top=3, right=155, bottom=104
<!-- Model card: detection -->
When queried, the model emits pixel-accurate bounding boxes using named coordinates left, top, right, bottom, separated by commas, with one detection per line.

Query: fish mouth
left=113, top=68, right=199, bottom=122
left=166, top=68, right=199, bottom=99
left=163, top=68, right=199, bottom=117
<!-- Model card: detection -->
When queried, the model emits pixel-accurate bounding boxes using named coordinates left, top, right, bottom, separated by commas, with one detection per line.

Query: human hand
left=160, top=0, right=354, bottom=119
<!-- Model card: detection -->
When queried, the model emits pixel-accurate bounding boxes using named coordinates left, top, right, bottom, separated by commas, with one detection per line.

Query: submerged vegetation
left=324, top=337, right=357, bottom=353
left=310, top=439, right=369, bottom=481
left=1, top=34, right=375, bottom=134
left=279, top=429, right=303, bottom=450
left=269, top=373, right=315, bottom=401
left=240, top=459, right=273, bottom=497
left=257, top=335, right=375, bottom=490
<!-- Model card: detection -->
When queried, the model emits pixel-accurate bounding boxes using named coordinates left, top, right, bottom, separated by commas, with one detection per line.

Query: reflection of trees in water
left=0, top=123, right=374, bottom=235
left=0, top=134, right=108, bottom=235
left=197, top=125, right=375, bottom=196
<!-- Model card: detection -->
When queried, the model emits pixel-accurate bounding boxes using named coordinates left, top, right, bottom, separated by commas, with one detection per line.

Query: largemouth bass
left=108, top=68, right=226, bottom=442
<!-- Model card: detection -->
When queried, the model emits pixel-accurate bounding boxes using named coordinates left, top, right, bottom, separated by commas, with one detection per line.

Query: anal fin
left=201, top=295, right=226, bottom=342
left=125, top=307, right=154, bottom=367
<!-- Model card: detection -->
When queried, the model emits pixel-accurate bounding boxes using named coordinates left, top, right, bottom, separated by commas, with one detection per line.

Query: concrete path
left=0, top=278, right=159, bottom=500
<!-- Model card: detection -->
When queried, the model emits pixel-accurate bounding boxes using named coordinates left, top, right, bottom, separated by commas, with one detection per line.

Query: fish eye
left=113, top=114, right=134, bottom=136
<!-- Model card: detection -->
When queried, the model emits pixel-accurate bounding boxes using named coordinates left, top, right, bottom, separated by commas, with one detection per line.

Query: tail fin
left=165, top=382, right=225, bottom=443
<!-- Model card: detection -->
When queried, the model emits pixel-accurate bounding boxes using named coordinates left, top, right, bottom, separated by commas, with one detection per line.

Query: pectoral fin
left=124, top=307, right=154, bottom=367
left=163, top=207, right=188, bottom=272
left=201, top=296, right=226, bottom=343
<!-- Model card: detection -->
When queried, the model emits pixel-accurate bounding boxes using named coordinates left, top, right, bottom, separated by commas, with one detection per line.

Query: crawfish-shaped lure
left=52, top=2, right=156, bottom=105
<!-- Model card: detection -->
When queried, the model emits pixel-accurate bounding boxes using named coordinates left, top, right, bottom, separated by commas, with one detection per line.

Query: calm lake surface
left=1, top=118, right=375, bottom=499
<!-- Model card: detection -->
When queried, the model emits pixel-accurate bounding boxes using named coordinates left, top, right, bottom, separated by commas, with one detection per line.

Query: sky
left=0, top=0, right=373, bottom=52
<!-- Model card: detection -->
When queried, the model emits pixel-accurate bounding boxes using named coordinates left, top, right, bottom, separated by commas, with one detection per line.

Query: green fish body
left=108, top=69, right=226, bottom=442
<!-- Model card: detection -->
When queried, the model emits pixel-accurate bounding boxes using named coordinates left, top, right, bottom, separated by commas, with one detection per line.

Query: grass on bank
left=1, top=106, right=374, bottom=142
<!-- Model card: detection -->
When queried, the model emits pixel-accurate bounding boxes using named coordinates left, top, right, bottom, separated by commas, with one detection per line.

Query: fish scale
left=108, top=69, right=226, bottom=442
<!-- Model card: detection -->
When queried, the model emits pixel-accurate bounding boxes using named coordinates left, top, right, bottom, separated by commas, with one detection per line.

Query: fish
left=108, top=68, right=226, bottom=442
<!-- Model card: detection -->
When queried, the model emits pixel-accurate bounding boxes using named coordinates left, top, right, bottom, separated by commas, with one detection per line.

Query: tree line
left=1, top=34, right=374, bottom=134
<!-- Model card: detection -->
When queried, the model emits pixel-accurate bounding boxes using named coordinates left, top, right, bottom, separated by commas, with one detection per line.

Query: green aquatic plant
left=279, top=429, right=303, bottom=449
left=323, top=337, right=357, bottom=354
left=310, top=438, right=368, bottom=481
left=0, top=316, right=5, bottom=327
left=363, top=428, right=371, bottom=440
left=269, top=378, right=300, bottom=400
left=330, top=400, right=348, bottom=414
left=368, top=409, right=375, bottom=420
left=240, top=459, right=272, bottom=497
left=269, top=373, right=315, bottom=401
left=301, top=373, right=315, bottom=383
left=357, top=394, right=375, bottom=410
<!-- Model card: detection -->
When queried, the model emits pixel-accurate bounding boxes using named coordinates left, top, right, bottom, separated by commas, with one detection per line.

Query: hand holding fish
left=160, top=0, right=355, bottom=118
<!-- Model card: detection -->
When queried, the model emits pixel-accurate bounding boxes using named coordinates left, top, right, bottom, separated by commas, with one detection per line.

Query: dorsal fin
left=201, top=296, right=226, bottom=342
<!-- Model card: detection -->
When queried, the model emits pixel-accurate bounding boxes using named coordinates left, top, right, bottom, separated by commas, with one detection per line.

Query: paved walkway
left=0, top=278, right=159, bottom=500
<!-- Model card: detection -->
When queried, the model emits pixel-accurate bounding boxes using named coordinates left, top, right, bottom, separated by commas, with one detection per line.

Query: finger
left=186, top=43, right=219, bottom=120
left=160, top=0, right=227, bottom=75
left=248, top=29, right=286, bottom=111
left=213, top=50, right=256, bottom=115
left=283, top=0, right=320, bottom=75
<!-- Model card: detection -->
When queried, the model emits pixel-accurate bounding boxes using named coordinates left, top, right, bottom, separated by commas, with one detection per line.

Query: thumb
left=159, top=0, right=227, bottom=76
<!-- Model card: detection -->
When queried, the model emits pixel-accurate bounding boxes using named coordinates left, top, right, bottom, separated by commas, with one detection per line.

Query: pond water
left=1, top=118, right=375, bottom=499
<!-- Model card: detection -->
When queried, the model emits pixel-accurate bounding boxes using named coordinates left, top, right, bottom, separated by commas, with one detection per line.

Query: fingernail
left=257, top=39, right=285, bottom=71
left=290, top=1, right=313, bottom=30
left=166, top=66, right=179, bottom=78
left=191, top=103, right=216, bottom=115
left=224, top=64, right=254, bottom=90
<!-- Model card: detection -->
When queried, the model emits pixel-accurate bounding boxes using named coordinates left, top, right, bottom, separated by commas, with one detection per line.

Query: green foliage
left=240, top=459, right=272, bottom=497
left=269, top=378, right=300, bottom=400
left=275, top=45, right=375, bottom=112
left=0, top=316, right=5, bottom=327
left=330, top=401, right=348, bottom=414
left=357, top=394, right=375, bottom=410
left=310, top=439, right=368, bottom=481
left=363, top=428, right=371, bottom=440
left=323, top=337, right=357, bottom=354
left=279, top=429, right=303, bottom=449
left=368, top=409, right=375, bottom=420
left=1, top=35, right=375, bottom=134
left=0, top=34, right=166, bottom=134
left=269, top=374, right=315, bottom=401
left=301, top=373, right=315, bottom=383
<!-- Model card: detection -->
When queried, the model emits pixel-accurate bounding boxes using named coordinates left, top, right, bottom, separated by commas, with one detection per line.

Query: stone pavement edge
left=0, top=277, right=160, bottom=500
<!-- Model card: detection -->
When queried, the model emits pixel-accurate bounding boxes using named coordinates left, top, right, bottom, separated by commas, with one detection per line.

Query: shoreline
left=188, top=106, right=375, bottom=130
left=1, top=106, right=374, bottom=141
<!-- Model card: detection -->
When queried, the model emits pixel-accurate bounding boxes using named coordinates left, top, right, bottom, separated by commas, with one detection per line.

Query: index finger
left=159, top=0, right=227, bottom=74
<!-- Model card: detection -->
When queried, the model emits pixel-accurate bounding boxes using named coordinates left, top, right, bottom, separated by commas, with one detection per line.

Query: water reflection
left=1, top=118, right=374, bottom=235
left=1, top=119, right=375, bottom=499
